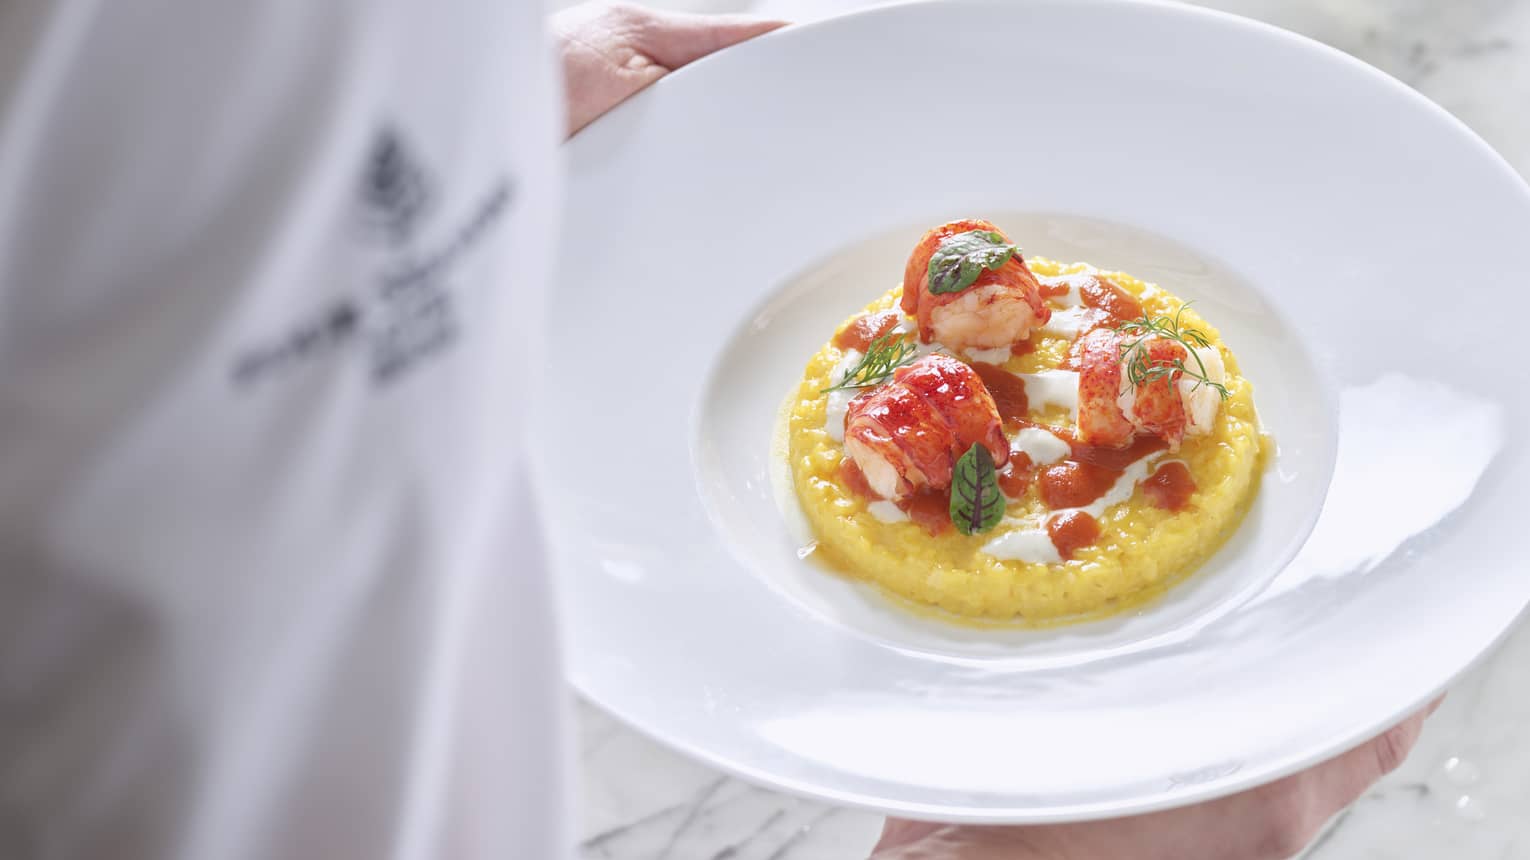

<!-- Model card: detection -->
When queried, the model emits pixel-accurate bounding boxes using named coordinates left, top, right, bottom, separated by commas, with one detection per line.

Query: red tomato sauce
left=1143, top=461, right=1196, bottom=511
left=971, top=361, right=1030, bottom=424
left=997, top=452, right=1034, bottom=498
left=832, top=311, right=901, bottom=352
left=899, top=487, right=952, bottom=536
left=1068, top=433, right=1168, bottom=472
left=1079, top=276, right=1143, bottom=324
left=1038, top=460, right=1122, bottom=509
left=1047, top=511, right=1101, bottom=560
left=1039, top=279, right=1073, bottom=299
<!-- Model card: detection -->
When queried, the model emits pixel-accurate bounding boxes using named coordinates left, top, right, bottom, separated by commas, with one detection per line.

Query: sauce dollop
left=1143, top=461, right=1196, bottom=511
left=971, top=361, right=1030, bottom=424
left=1038, top=279, right=1073, bottom=299
left=899, top=487, right=952, bottom=536
left=1047, top=511, right=1101, bottom=560
left=1038, top=460, right=1121, bottom=509
left=833, top=311, right=901, bottom=352
left=1080, top=276, right=1144, bottom=323
left=997, top=452, right=1034, bottom=498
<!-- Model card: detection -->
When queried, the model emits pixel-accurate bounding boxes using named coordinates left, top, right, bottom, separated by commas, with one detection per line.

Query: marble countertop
left=571, top=1, right=1530, bottom=857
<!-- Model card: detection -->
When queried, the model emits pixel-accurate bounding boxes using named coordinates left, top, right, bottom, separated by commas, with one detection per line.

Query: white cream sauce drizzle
left=1019, top=370, right=1080, bottom=416
left=983, top=527, right=1063, bottom=564
left=823, top=348, right=864, bottom=442
left=1076, top=452, right=1164, bottom=518
left=963, top=346, right=1013, bottom=365
left=1036, top=273, right=1094, bottom=308
left=1039, top=306, right=1094, bottom=338
left=981, top=450, right=1166, bottom=564
left=1010, top=427, right=1071, bottom=465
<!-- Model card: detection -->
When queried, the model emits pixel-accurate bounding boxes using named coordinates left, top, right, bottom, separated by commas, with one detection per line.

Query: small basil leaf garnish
left=927, top=230, right=1022, bottom=295
left=950, top=443, right=1005, bottom=535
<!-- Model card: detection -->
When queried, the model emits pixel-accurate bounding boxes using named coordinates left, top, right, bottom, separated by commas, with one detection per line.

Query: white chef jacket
left=0, top=2, right=569, bottom=859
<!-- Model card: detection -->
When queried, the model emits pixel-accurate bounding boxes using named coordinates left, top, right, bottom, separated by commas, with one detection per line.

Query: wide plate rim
left=545, top=0, right=1530, bottom=822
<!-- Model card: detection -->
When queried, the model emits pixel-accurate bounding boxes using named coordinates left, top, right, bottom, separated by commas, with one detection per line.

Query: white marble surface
left=567, top=1, right=1530, bottom=857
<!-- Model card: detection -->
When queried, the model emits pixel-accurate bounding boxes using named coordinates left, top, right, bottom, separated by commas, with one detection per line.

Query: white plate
left=534, top=0, right=1530, bottom=822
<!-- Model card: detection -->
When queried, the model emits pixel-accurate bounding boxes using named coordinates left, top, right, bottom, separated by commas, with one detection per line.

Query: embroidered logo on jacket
left=232, top=124, right=512, bottom=390
left=360, top=126, right=433, bottom=245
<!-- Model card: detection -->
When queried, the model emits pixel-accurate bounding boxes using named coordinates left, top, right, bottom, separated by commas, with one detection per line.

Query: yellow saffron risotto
left=786, top=259, right=1266, bottom=623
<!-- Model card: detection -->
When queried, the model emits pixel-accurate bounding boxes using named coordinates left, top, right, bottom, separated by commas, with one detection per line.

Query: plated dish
left=542, top=0, right=1530, bottom=824
left=788, top=219, right=1265, bottom=622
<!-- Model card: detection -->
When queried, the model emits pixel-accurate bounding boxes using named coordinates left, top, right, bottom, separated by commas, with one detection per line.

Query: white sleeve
left=0, top=2, right=571, bottom=859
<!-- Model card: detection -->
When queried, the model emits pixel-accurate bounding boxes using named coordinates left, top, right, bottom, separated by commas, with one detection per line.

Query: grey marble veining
left=569, top=1, right=1530, bottom=857
left=577, top=702, right=882, bottom=859
left=1193, top=0, right=1530, bottom=177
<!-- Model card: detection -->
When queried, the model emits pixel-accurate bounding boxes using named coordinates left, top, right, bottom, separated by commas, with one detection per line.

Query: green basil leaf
left=927, top=230, right=1021, bottom=295
left=949, top=443, right=1005, bottom=535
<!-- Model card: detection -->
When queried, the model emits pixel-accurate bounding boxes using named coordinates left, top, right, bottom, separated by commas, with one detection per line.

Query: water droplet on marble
left=1454, top=794, right=1487, bottom=822
left=1442, top=756, right=1481, bottom=787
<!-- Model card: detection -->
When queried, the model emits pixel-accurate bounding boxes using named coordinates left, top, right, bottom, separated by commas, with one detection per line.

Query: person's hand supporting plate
left=554, top=2, right=785, bottom=136
left=873, top=704, right=1440, bottom=860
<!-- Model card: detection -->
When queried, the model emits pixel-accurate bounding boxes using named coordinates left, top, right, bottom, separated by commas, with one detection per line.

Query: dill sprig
left=1115, top=304, right=1230, bottom=400
left=823, top=331, right=918, bottom=393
